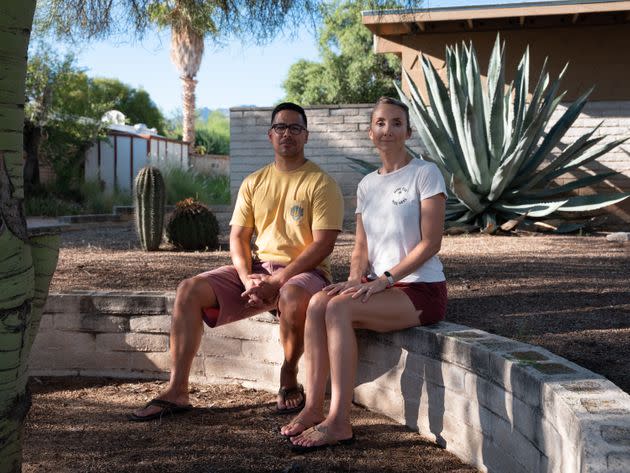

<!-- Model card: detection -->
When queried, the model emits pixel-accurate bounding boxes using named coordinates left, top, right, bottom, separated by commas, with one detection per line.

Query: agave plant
left=369, top=35, right=628, bottom=232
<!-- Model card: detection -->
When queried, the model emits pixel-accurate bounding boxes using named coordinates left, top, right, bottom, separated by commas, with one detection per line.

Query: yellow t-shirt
left=230, top=160, right=344, bottom=281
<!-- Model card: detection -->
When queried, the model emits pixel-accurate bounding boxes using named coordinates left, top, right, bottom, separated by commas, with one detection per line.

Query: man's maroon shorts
left=197, top=261, right=329, bottom=328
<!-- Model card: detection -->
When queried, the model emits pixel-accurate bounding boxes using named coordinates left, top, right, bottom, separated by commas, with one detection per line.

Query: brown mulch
left=23, top=221, right=630, bottom=472
left=24, top=377, right=476, bottom=473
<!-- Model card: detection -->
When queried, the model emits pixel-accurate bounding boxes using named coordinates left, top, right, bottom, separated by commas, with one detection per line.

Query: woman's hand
left=323, top=278, right=362, bottom=296
left=349, top=278, right=389, bottom=302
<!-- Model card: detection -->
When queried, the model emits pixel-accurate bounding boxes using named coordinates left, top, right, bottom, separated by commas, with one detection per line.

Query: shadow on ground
left=24, top=377, right=477, bottom=473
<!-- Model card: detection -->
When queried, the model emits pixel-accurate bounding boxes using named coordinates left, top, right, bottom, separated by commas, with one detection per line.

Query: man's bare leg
left=276, top=284, right=310, bottom=411
left=132, top=276, right=216, bottom=417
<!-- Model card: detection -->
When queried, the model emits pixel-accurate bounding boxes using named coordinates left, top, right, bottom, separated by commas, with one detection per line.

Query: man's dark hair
left=271, top=102, right=307, bottom=128
left=371, top=96, right=412, bottom=133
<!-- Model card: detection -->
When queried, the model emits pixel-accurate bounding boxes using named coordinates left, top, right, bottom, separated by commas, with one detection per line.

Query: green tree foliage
left=195, top=110, right=229, bottom=155
left=24, top=46, right=165, bottom=195
left=89, top=78, right=166, bottom=133
left=283, top=0, right=401, bottom=105
left=25, top=47, right=101, bottom=193
left=165, top=109, right=230, bottom=155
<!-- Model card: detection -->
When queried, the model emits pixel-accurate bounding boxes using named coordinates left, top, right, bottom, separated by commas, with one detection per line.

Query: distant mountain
left=197, top=107, right=228, bottom=122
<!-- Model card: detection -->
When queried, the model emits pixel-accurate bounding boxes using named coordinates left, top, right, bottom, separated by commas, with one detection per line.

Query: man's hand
left=241, top=273, right=281, bottom=308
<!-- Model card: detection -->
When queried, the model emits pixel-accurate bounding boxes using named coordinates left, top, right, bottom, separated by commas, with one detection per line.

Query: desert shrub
left=159, top=164, right=230, bottom=205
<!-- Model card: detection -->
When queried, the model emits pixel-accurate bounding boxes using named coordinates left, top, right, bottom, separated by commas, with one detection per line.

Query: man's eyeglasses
left=270, top=123, right=307, bottom=135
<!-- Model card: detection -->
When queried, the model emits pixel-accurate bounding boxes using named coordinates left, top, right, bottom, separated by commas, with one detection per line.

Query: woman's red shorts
left=394, top=280, right=447, bottom=326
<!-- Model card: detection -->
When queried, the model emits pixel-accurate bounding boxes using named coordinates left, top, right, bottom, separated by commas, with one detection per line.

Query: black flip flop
left=128, top=399, right=193, bottom=422
left=275, top=384, right=305, bottom=414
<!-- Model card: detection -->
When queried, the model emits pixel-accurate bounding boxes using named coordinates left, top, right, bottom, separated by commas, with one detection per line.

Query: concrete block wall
left=31, top=291, right=630, bottom=473
left=31, top=291, right=285, bottom=392
left=229, top=105, right=424, bottom=222
left=230, top=102, right=630, bottom=223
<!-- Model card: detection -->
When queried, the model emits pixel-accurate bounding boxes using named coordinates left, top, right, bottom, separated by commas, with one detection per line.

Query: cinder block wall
left=31, top=292, right=630, bottom=473
left=230, top=102, right=630, bottom=223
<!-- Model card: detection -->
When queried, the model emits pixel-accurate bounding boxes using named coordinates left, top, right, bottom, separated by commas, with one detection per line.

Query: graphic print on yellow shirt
left=230, top=160, right=343, bottom=281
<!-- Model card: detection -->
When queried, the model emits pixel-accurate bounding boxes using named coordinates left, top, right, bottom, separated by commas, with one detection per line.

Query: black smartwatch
left=383, top=271, right=395, bottom=287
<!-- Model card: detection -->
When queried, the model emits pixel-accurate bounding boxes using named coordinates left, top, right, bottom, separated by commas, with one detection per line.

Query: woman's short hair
left=370, top=96, right=412, bottom=132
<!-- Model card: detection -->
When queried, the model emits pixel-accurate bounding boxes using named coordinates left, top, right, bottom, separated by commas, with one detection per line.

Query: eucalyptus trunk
left=0, top=2, right=60, bottom=472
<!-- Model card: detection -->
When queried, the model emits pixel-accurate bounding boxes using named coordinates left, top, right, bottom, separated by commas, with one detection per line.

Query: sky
left=43, top=0, right=555, bottom=115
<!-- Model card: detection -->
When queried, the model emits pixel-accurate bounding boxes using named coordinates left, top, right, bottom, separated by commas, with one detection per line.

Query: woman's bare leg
left=280, top=291, right=331, bottom=436
left=291, top=288, right=420, bottom=447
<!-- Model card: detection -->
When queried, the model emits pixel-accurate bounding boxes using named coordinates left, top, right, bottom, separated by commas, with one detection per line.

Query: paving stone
left=32, top=329, right=96, bottom=354
left=129, top=315, right=171, bottom=333
left=199, top=334, right=243, bottom=357
left=601, top=424, right=630, bottom=446
left=44, top=294, right=82, bottom=314
left=54, top=312, right=129, bottom=332
left=126, top=351, right=174, bottom=374
left=240, top=339, right=284, bottom=363
left=210, top=317, right=279, bottom=342
left=203, top=356, right=277, bottom=386
left=96, top=333, right=168, bottom=352
left=83, top=293, right=168, bottom=315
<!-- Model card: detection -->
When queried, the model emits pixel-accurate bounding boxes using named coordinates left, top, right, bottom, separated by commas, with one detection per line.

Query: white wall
left=85, top=133, right=189, bottom=193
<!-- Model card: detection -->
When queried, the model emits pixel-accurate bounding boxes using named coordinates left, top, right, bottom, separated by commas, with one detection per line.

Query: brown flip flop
left=128, top=399, right=193, bottom=422
left=275, top=384, right=305, bottom=414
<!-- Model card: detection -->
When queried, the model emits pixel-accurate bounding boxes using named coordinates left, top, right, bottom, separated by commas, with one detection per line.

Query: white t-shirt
left=356, top=158, right=447, bottom=283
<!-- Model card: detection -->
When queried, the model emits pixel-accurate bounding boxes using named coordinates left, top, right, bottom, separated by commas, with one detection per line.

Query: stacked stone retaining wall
left=31, top=291, right=630, bottom=473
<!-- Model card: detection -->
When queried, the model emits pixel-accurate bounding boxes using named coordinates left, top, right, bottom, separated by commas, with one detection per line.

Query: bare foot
left=280, top=410, right=324, bottom=437
left=291, top=422, right=353, bottom=448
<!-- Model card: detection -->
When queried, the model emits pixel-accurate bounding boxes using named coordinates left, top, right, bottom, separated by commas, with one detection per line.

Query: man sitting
left=130, top=102, right=343, bottom=420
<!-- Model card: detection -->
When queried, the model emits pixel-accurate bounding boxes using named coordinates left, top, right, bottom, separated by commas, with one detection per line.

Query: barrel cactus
left=134, top=166, right=166, bottom=251
left=166, top=198, right=219, bottom=251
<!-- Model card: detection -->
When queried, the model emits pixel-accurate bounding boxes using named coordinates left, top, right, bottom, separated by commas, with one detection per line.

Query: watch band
left=383, top=271, right=395, bottom=287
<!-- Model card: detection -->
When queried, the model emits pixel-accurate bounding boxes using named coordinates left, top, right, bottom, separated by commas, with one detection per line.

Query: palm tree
left=149, top=1, right=209, bottom=150
left=172, top=23, right=204, bottom=149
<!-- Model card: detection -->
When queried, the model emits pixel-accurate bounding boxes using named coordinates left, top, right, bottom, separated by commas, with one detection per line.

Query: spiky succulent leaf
left=396, top=35, right=629, bottom=228
left=346, top=156, right=378, bottom=175
left=346, top=35, right=628, bottom=230
left=518, top=172, right=618, bottom=199
left=555, top=193, right=630, bottom=212
left=494, top=200, right=567, bottom=217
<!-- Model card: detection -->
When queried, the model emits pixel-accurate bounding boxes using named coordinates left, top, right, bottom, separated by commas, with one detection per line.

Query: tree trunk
left=0, top=3, right=60, bottom=472
left=181, top=76, right=197, bottom=153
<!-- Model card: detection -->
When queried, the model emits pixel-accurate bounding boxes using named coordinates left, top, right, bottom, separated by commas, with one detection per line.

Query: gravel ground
left=22, top=221, right=630, bottom=472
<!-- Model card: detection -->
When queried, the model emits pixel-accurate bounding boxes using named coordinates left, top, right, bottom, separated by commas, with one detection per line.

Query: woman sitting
left=280, top=96, right=448, bottom=452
